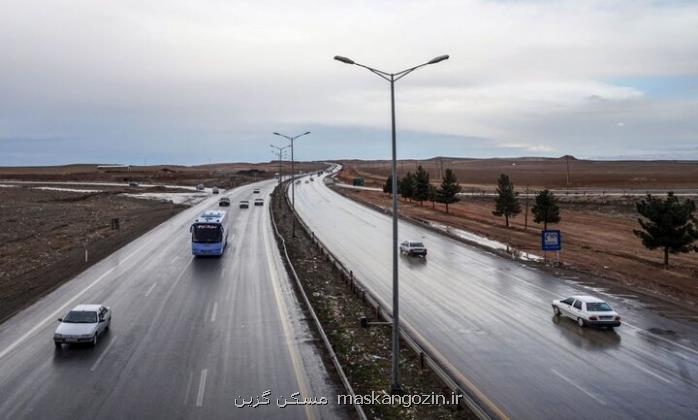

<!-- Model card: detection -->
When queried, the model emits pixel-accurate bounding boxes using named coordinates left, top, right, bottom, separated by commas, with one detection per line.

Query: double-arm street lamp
left=334, top=54, right=449, bottom=393
left=270, top=144, right=290, bottom=185
left=273, top=131, right=311, bottom=237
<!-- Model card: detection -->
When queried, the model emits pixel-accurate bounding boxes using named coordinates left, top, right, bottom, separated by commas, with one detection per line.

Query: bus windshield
left=192, top=224, right=222, bottom=243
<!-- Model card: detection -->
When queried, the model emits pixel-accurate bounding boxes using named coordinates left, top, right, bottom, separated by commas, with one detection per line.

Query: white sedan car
left=399, top=240, right=427, bottom=257
left=54, top=304, right=111, bottom=347
left=552, top=295, right=621, bottom=328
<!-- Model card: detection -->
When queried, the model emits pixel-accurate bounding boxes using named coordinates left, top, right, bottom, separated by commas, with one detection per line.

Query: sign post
left=541, top=230, right=561, bottom=263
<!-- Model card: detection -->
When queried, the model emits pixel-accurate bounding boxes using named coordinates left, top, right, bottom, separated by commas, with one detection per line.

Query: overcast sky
left=1, top=0, right=697, bottom=165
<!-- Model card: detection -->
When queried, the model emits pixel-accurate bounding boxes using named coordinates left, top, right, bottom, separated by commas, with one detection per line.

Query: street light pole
left=273, top=131, right=311, bottom=237
left=270, top=150, right=282, bottom=184
left=270, top=144, right=290, bottom=185
left=334, top=54, right=449, bottom=394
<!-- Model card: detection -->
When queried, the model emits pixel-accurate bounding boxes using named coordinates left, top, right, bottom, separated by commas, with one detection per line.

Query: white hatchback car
left=54, top=304, right=111, bottom=347
left=552, top=295, right=621, bottom=328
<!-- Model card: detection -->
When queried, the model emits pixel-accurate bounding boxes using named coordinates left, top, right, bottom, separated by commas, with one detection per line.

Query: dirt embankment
left=271, top=188, right=473, bottom=420
left=336, top=187, right=698, bottom=307
left=0, top=187, right=186, bottom=323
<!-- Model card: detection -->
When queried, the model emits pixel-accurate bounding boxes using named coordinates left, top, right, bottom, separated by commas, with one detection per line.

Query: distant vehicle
left=239, top=200, right=249, bottom=209
left=54, top=304, right=111, bottom=348
left=399, top=241, right=427, bottom=257
left=196, top=184, right=205, bottom=191
left=254, top=198, right=264, bottom=206
left=304, top=180, right=309, bottom=184
left=190, top=210, right=228, bottom=256
left=552, top=295, right=621, bottom=328
left=218, top=197, right=230, bottom=207
left=128, top=182, right=139, bottom=187
left=295, top=180, right=301, bottom=184
left=253, top=188, right=261, bottom=194
left=212, top=186, right=219, bottom=194
left=309, top=177, right=314, bottom=182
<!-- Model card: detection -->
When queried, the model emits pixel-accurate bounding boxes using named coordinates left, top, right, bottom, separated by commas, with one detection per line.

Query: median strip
left=270, top=185, right=478, bottom=420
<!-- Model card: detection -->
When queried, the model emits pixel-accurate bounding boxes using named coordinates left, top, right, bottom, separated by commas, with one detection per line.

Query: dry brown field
left=337, top=157, right=698, bottom=190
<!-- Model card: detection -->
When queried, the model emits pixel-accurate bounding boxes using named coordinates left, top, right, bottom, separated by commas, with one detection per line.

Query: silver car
left=399, top=240, right=427, bottom=257
left=54, top=304, right=111, bottom=347
left=552, top=295, right=621, bottom=328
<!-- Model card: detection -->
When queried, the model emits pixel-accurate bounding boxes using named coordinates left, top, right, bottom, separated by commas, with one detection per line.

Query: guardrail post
left=419, top=352, right=425, bottom=370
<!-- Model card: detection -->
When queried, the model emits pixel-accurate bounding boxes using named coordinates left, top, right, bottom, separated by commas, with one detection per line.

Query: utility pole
left=565, top=155, right=570, bottom=194
left=524, top=186, right=530, bottom=230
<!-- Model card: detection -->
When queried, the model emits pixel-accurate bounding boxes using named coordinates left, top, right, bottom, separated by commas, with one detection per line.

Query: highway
left=0, top=180, right=348, bottom=420
left=293, top=171, right=698, bottom=419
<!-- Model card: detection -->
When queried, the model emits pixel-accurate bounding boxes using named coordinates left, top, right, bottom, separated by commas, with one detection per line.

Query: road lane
left=0, top=180, right=347, bottom=420
left=293, top=172, right=698, bottom=419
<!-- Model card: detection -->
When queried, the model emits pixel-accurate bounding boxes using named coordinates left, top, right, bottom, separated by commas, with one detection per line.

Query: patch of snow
left=33, top=186, right=103, bottom=193
left=428, top=221, right=543, bottom=262
left=123, top=192, right=209, bottom=206
left=334, top=182, right=382, bottom=192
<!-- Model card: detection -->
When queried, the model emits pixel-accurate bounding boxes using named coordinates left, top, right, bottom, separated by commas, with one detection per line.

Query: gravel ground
left=0, top=187, right=185, bottom=323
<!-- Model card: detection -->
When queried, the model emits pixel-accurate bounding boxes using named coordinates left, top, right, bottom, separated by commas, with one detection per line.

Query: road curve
left=293, top=171, right=698, bottom=420
left=0, top=180, right=348, bottom=420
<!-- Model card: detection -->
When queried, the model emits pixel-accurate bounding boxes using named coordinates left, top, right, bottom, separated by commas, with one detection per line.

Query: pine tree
left=428, top=184, right=438, bottom=209
left=633, top=192, right=698, bottom=267
left=383, top=175, right=393, bottom=194
left=532, top=190, right=560, bottom=230
left=413, top=165, right=430, bottom=205
left=492, top=173, right=521, bottom=227
left=436, top=168, right=461, bottom=214
left=399, top=172, right=415, bottom=201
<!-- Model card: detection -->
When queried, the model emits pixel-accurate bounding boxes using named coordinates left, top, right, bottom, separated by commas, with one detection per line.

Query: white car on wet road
left=54, top=304, right=111, bottom=347
left=552, top=295, right=621, bottom=328
left=399, top=240, right=427, bottom=257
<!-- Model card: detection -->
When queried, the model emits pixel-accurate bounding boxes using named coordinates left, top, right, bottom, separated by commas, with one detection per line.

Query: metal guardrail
left=282, top=181, right=498, bottom=420
left=269, top=187, right=368, bottom=420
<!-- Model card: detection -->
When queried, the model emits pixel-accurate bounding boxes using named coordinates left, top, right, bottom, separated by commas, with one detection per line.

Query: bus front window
left=192, top=224, right=222, bottom=243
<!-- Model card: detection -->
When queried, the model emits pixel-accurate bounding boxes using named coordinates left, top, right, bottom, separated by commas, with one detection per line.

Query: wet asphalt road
left=0, top=180, right=347, bottom=420
left=293, top=172, right=698, bottom=420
